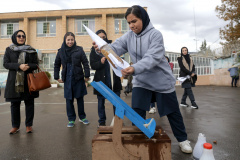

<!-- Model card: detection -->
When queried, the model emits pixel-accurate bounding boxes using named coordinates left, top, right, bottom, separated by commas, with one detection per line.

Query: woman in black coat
left=177, top=47, right=198, bottom=109
left=54, top=32, right=90, bottom=127
left=3, top=30, right=39, bottom=134
left=90, top=29, right=122, bottom=127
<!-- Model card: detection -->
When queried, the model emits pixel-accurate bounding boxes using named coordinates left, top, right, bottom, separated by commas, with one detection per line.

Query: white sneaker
left=149, top=107, right=156, bottom=114
left=179, top=140, right=192, bottom=153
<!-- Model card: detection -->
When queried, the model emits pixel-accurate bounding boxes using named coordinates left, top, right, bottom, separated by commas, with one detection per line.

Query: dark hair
left=64, top=32, right=75, bottom=41
left=96, top=29, right=107, bottom=36
left=165, top=56, right=170, bottom=62
left=181, top=47, right=188, bottom=54
left=125, top=5, right=142, bottom=20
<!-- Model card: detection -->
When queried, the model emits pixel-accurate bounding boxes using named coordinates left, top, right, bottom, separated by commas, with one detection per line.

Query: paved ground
left=0, top=85, right=239, bottom=160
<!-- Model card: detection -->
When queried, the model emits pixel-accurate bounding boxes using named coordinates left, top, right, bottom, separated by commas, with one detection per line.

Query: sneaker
left=191, top=102, right=199, bottom=109
left=180, top=102, right=189, bottom=107
left=179, top=140, right=192, bottom=153
left=67, top=121, right=75, bottom=127
left=79, top=118, right=90, bottom=125
left=98, top=122, right=106, bottom=128
left=149, top=107, right=156, bottom=114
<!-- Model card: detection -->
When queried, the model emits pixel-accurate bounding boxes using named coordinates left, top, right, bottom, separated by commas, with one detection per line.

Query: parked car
left=88, top=70, right=95, bottom=83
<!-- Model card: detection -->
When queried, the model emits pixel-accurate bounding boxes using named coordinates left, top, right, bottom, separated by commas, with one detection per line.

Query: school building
left=0, top=8, right=232, bottom=87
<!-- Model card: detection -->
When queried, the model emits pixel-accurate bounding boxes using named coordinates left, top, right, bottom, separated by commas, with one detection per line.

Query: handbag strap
left=36, top=64, right=42, bottom=72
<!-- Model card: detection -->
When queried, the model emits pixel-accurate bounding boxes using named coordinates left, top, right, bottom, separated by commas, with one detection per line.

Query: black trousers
left=132, top=87, right=187, bottom=142
left=133, top=108, right=187, bottom=142
left=181, top=88, right=195, bottom=104
left=231, top=76, right=239, bottom=87
left=11, top=99, right=34, bottom=128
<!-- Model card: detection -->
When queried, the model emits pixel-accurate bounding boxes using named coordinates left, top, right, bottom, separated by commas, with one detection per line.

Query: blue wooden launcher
left=91, top=81, right=156, bottom=139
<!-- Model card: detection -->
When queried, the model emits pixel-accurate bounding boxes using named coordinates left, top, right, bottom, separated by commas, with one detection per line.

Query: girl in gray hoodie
left=94, top=5, right=192, bottom=154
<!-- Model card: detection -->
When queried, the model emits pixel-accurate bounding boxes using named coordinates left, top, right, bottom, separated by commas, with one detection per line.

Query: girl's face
left=182, top=48, right=188, bottom=55
left=16, top=31, right=26, bottom=45
left=126, top=13, right=143, bottom=34
left=65, top=35, right=75, bottom=47
left=97, top=32, right=106, bottom=40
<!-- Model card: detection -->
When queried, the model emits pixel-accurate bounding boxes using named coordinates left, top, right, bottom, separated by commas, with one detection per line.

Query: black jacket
left=90, top=47, right=122, bottom=95
left=177, top=56, right=197, bottom=86
left=54, top=46, right=90, bottom=82
left=3, top=47, right=39, bottom=100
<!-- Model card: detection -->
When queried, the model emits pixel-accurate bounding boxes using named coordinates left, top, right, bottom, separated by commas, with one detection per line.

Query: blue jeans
left=97, top=91, right=120, bottom=124
left=66, top=97, right=86, bottom=121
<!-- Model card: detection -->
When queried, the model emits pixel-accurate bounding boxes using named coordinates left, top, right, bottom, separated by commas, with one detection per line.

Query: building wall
left=0, top=7, right=131, bottom=55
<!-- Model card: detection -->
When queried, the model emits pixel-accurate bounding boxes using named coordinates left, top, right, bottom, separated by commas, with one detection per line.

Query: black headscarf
left=96, top=29, right=112, bottom=44
left=136, top=5, right=150, bottom=35
left=11, top=30, right=26, bottom=46
left=60, top=32, right=76, bottom=63
left=181, top=47, right=190, bottom=65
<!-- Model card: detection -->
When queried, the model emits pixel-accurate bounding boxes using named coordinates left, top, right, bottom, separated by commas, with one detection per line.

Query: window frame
left=1, top=22, right=19, bottom=39
left=75, top=18, right=95, bottom=36
left=114, top=18, right=130, bottom=34
left=37, top=20, right=56, bottom=37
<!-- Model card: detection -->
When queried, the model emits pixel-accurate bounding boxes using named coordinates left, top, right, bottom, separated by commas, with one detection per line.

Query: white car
left=88, top=70, right=95, bottom=83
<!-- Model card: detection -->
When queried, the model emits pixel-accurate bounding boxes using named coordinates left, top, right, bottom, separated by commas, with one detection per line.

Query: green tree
left=200, top=39, right=207, bottom=52
left=215, top=0, right=240, bottom=43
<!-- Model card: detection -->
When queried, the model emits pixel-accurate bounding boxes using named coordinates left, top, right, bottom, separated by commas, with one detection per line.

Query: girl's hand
left=92, top=42, right=100, bottom=53
left=57, top=79, right=63, bottom=83
left=121, top=66, right=134, bottom=78
left=85, top=78, right=90, bottom=82
left=101, top=57, right=106, bottom=64
left=19, top=64, right=30, bottom=71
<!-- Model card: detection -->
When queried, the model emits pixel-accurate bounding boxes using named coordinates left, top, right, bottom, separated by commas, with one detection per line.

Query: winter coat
left=110, top=22, right=175, bottom=93
left=54, top=46, right=90, bottom=82
left=90, top=47, right=122, bottom=95
left=177, top=56, right=197, bottom=88
left=3, top=47, right=39, bottom=101
left=228, top=67, right=239, bottom=77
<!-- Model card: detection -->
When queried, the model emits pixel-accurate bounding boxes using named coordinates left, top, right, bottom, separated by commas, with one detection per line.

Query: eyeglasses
left=16, top=35, right=26, bottom=38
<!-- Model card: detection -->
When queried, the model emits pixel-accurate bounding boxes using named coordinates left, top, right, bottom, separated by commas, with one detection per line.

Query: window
left=75, top=18, right=95, bottom=35
left=115, top=18, right=129, bottom=34
left=37, top=20, right=56, bottom=37
left=1, top=22, right=19, bottom=38
left=41, top=53, right=56, bottom=71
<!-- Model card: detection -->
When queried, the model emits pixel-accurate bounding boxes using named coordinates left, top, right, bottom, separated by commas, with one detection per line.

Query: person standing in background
left=177, top=47, right=198, bottom=109
left=54, top=32, right=90, bottom=127
left=3, top=30, right=39, bottom=134
left=90, top=29, right=122, bottom=127
left=228, top=66, right=239, bottom=87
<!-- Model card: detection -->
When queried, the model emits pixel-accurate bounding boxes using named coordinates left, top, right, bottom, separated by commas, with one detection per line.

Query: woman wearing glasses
left=3, top=30, right=39, bottom=134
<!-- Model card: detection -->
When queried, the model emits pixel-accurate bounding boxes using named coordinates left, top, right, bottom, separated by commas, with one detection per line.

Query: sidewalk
left=0, top=85, right=239, bottom=160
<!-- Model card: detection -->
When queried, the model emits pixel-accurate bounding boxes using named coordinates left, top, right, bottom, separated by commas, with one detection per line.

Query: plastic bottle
left=101, top=44, right=123, bottom=69
left=199, top=143, right=215, bottom=160
left=193, top=133, right=206, bottom=160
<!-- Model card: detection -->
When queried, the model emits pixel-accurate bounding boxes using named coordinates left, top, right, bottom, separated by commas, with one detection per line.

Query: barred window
left=75, top=18, right=95, bottom=35
left=1, top=22, right=19, bottom=38
left=115, top=18, right=129, bottom=34
left=37, top=20, right=56, bottom=37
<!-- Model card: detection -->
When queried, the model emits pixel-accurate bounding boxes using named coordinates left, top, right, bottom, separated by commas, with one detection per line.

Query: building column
left=23, top=17, right=29, bottom=44
left=102, top=14, right=106, bottom=31
left=62, top=15, right=67, bottom=37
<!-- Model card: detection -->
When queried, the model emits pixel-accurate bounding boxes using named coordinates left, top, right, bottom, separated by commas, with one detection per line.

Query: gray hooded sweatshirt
left=110, top=22, right=176, bottom=93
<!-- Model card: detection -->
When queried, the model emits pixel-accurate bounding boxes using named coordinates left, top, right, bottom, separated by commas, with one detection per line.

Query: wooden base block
left=92, top=126, right=171, bottom=160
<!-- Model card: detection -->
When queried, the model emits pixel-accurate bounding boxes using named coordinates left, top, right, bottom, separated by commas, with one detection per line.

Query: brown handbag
left=27, top=65, right=51, bottom=93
